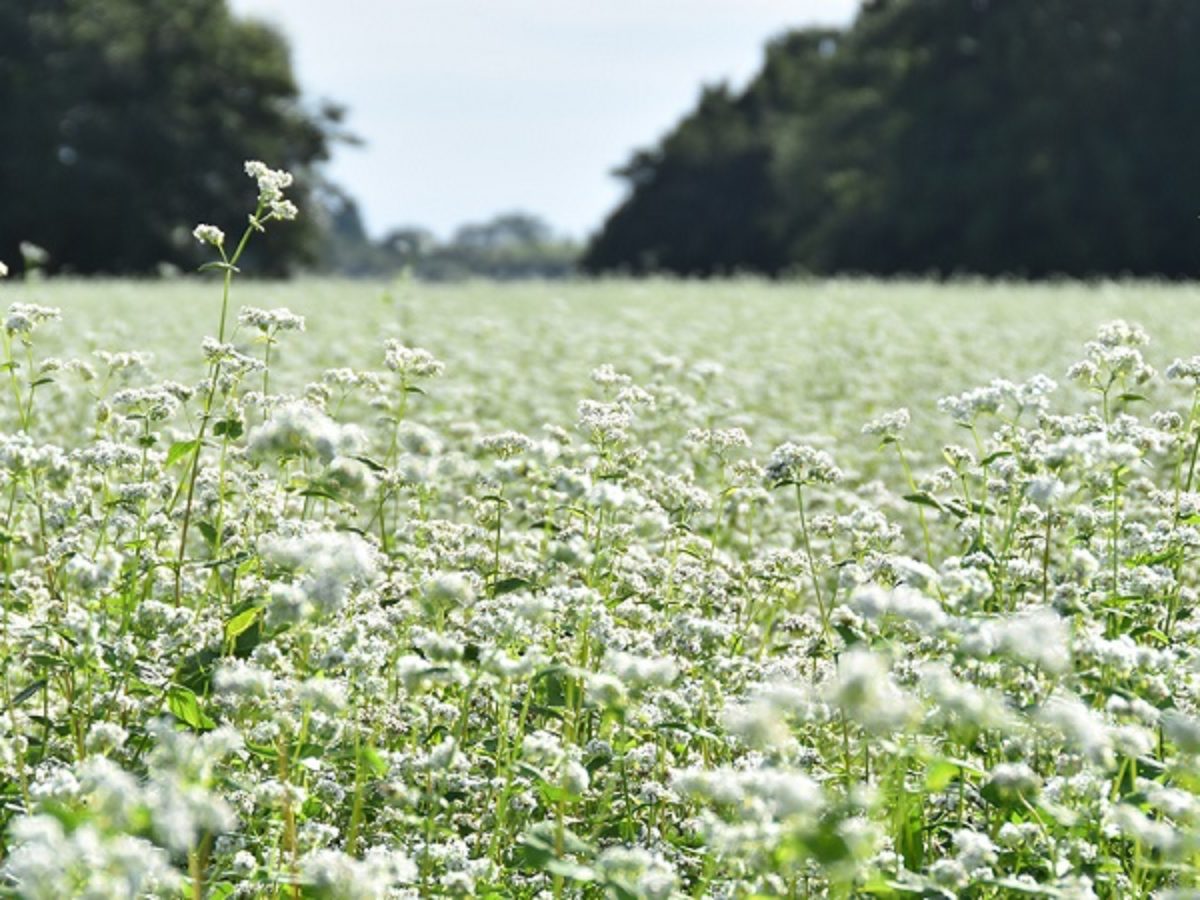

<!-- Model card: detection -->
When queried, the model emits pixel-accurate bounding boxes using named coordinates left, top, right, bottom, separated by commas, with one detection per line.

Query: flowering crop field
left=8, top=189, right=1200, bottom=899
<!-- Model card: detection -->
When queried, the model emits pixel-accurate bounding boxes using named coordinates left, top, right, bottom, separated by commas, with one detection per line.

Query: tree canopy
left=0, top=0, right=343, bottom=275
left=583, top=0, right=1200, bottom=278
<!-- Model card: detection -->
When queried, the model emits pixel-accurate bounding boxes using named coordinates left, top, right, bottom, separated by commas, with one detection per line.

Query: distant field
left=14, top=277, right=1200, bottom=450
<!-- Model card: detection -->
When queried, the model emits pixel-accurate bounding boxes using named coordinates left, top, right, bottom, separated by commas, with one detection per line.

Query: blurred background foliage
left=2, top=0, right=1200, bottom=278
left=0, top=0, right=341, bottom=275
left=585, top=0, right=1200, bottom=278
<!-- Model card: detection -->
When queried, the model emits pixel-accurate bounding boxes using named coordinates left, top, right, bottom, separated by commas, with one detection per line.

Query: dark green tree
left=585, top=0, right=1200, bottom=278
left=0, top=0, right=343, bottom=274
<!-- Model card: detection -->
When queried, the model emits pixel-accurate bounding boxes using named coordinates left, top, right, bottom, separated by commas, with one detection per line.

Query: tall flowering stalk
left=174, top=161, right=298, bottom=605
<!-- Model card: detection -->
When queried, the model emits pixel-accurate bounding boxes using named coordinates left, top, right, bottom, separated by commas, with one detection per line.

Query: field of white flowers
left=5, top=167, right=1200, bottom=898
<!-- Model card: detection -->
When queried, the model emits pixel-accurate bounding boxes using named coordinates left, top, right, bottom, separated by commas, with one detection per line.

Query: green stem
left=795, top=482, right=831, bottom=649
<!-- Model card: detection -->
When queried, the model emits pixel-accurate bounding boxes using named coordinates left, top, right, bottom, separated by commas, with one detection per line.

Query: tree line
left=583, top=0, right=1200, bottom=278
left=0, top=0, right=579, bottom=279
left=7, top=0, right=1200, bottom=279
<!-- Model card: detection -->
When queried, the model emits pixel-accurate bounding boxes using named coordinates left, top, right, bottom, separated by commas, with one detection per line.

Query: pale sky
left=227, top=0, right=861, bottom=240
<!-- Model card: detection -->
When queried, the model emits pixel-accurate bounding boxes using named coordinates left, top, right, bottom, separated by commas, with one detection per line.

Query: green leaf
left=225, top=606, right=261, bottom=642
left=925, top=758, right=960, bottom=792
left=213, top=419, right=244, bottom=439
left=360, top=745, right=388, bottom=777
left=166, top=439, right=199, bottom=468
left=979, top=877, right=1063, bottom=897
left=299, top=487, right=341, bottom=502
left=545, top=858, right=595, bottom=882
left=902, top=492, right=945, bottom=512
left=197, top=521, right=218, bottom=547
left=198, top=261, right=240, bottom=273
left=492, top=577, right=530, bottom=596
left=351, top=455, right=388, bottom=473
left=166, top=685, right=215, bottom=731
left=7, top=678, right=47, bottom=710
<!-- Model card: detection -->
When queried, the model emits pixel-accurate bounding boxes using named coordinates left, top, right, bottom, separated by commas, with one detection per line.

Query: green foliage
left=325, top=207, right=581, bottom=280
left=584, top=0, right=1200, bottom=277
left=0, top=0, right=340, bottom=275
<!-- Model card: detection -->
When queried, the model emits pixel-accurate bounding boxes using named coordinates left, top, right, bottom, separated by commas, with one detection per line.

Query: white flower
left=192, top=223, right=225, bottom=247
left=5, top=302, right=61, bottom=335
left=383, top=340, right=444, bottom=377
left=246, top=402, right=363, bottom=464
left=764, top=442, right=843, bottom=486
left=238, top=305, right=305, bottom=332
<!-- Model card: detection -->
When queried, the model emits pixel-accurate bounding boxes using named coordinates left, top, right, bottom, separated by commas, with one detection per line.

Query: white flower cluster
left=244, top=159, right=298, bottom=222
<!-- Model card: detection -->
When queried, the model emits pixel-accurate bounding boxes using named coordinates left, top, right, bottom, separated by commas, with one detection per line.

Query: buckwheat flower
left=231, top=850, right=258, bottom=877
left=1162, top=710, right=1200, bottom=754
left=890, top=556, right=939, bottom=591
left=1109, top=805, right=1188, bottom=857
left=238, top=305, right=305, bottom=333
left=851, top=584, right=946, bottom=632
left=297, top=677, right=347, bottom=714
left=1026, top=475, right=1064, bottom=508
left=214, top=660, right=276, bottom=698
left=5, top=302, right=61, bottom=335
left=938, top=563, right=993, bottom=610
left=585, top=671, right=628, bottom=709
left=591, top=363, right=632, bottom=387
left=421, top=571, right=476, bottom=611
left=1167, top=356, right=1200, bottom=382
left=920, top=663, right=1017, bottom=733
left=764, top=442, right=843, bottom=486
left=77, top=756, right=142, bottom=822
left=562, top=759, right=590, bottom=797
left=192, top=223, right=225, bottom=247
left=477, top=430, right=533, bottom=458
left=383, top=340, right=444, bottom=377
left=84, top=721, right=129, bottom=755
left=245, top=159, right=293, bottom=201
left=1066, top=359, right=1099, bottom=382
left=420, top=736, right=464, bottom=772
left=270, top=198, right=298, bottom=221
left=861, top=407, right=910, bottom=440
left=721, top=699, right=793, bottom=749
left=929, top=858, right=969, bottom=891
left=299, top=847, right=414, bottom=899
left=577, top=398, right=633, bottom=440
left=521, top=730, right=565, bottom=767
left=938, top=381, right=1009, bottom=423
left=953, top=828, right=998, bottom=874
left=247, top=401, right=362, bottom=464
left=5, top=816, right=181, bottom=898
left=1040, top=693, right=1115, bottom=768
left=1096, top=319, right=1149, bottom=348
left=259, top=529, right=378, bottom=620
left=687, top=427, right=752, bottom=453
left=30, top=766, right=81, bottom=805
left=19, top=241, right=48, bottom=266
left=827, top=649, right=917, bottom=734
left=603, top=649, right=679, bottom=689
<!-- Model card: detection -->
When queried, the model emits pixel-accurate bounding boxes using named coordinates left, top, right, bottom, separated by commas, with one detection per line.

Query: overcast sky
left=226, top=0, right=860, bottom=240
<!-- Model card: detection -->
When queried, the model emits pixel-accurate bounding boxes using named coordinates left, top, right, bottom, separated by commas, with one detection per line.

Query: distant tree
left=585, top=1, right=1200, bottom=278
left=0, top=0, right=344, bottom=274
left=453, top=213, right=553, bottom=251
left=582, top=28, right=842, bottom=276
left=424, top=213, right=578, bottom=280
